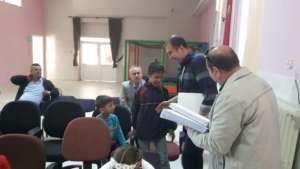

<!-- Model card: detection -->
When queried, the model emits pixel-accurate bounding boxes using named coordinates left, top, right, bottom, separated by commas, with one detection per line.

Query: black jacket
left=10, top=75, right=59, bottom=102
left=132, top=83, right=177, bottom=140
left=178, top=52, right=217, bottom=109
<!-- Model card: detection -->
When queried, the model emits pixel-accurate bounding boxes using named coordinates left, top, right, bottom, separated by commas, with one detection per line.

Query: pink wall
left=0, top=0, right=44, bottom=84
left=260, top=0, right=300, bottom=76
left=198, top=0, right=216, bottom=43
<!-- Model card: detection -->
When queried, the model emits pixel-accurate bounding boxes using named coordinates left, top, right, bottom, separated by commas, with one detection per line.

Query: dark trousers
left=181, top=136, right=203, bottom=169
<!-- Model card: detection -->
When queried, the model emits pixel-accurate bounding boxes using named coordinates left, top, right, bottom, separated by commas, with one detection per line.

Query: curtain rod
left=68, top=15, right=167, bottom=19
left=68, top=16, right=122, bottom=19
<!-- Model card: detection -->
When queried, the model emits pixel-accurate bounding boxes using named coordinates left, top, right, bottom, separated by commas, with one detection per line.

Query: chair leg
left=62, top=165, right=82, bottom=169
left=83, top=162, right=92, bottom=169
left=93, top=160, right=102, bottom=168
left=46, top=162, right=63, bottom=169
left=56, top=162, right=63, bottom=169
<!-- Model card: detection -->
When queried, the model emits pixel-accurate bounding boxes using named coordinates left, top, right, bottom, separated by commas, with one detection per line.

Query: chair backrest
left=40, top=96, right=78, bottom=114
left=114, top=105, right=131, bottom=137
left=0, top=101, right=40, bottom=134
left=43, top=100, right=84, bottom=138
left=0, top=155, right=11, bottom=169
left=75, top=97, right=120, bottom=113
left=142, top=152, right=161, bottom=169
left=77, top=98, right=95, bottom=112
left=112, top=97, right=120, bottom=106
left=167, top=142, right=180, bottom=161
left=0, top=134, right=45, bottom=169
left=62, top=117, right=112, bottom=161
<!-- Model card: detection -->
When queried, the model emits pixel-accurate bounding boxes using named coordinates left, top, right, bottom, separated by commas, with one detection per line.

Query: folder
left=160, top=103, right=209, bottom=133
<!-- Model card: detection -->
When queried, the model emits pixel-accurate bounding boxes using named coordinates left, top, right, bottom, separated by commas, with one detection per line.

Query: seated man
left=10, top=63, right=59, bottom=106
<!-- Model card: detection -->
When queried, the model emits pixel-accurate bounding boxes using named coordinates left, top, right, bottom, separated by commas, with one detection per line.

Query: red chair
left=167, top=141, right=180, bottom=161
left=0, top=155, right=12, bottom=169
left=62, top=117, right=112, bottom=169
left=0, top=134, right=45, bottom=169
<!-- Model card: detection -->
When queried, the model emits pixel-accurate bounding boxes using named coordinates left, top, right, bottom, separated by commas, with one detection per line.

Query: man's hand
left=200, top=112, right=209, bottom=118
left=149, top=142, right=156, bottom=152
left=27, top=74, right=33, bottom=81
left=128, top=129, right=136, bottom=139
left=155, top=101, right=170, bottom=113
left=168, top=129, right=175, bottom=141
left=43, top=90, right=51, bottom=96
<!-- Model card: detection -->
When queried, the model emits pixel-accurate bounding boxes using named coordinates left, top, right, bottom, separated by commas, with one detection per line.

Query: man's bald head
left=129, top=65, right=143, bottom=83
left=206, top=46, right=240, bottom=72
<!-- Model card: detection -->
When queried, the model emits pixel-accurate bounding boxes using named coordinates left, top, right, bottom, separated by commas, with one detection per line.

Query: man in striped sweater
left=164, top=36, right=218, bottom=169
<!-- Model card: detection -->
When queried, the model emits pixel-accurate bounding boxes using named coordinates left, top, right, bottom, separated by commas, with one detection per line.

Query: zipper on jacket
left=179, top=66, right=186, bottom=90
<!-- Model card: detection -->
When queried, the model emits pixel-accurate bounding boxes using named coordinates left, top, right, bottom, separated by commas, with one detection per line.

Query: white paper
left=169, top=103, right=209, bottom=126
left=178, top=92, right=204, bottom=113
left=160, top=108, right=209, bottom=133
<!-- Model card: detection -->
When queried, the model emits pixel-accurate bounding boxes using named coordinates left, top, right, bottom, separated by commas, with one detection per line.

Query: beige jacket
left=188, top=68, right=281, bottom=169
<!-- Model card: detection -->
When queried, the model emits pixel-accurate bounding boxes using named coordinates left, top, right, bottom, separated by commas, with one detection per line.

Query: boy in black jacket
left=132, top=62, right=177, bottom=169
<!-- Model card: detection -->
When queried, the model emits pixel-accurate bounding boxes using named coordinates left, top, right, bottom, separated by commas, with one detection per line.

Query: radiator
left=278, top=101, right=300, bottom=169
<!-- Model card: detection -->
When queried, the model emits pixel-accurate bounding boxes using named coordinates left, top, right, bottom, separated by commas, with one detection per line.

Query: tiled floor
left=0, top=80, right=208, bottom=169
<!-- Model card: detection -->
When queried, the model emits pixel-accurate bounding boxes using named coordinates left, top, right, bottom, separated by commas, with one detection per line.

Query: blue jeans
left=138, top=138, right=170, bottom=169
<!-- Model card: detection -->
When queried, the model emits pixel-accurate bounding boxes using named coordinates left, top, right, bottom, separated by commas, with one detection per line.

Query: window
left=81, top=37, right=110, bottom=43
left=236, top=0, right=250, bottom=64
left=81, top=43, right=98, bottom=65
left=32, top=36, right=44, bottom=75
left=4, top=0, right=22, bottom=6
left=80, top=37, right=112, bottom=66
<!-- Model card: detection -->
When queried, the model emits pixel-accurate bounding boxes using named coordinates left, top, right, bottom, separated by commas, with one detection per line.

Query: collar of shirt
left=219, top=79, right=227, bottom=92
left=130, top=80, right=143, bottom=89
left=180, top=51, right=194, bottom=67
left=31, top=78, right=43, bottom=84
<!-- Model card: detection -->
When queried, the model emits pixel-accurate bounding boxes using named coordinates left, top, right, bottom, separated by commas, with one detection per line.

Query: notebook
left=160, top=103, right=209, bottom=133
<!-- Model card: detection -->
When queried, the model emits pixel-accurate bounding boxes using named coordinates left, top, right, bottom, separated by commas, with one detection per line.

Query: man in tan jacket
left=188, top=46, right=281, bottom=169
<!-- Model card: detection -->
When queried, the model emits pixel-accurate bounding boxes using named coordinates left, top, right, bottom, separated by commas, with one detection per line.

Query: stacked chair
left=0, top=101, right=42, bottom=137
left=43, top=100, right=85, bottom=169
left=62, top=117, right=112, bottom=169
left=0, top=134, right=45, bottom=169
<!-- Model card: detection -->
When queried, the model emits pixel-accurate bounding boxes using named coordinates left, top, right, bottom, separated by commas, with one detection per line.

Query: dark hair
left=206, top=48, right=240, bottom=71
left=148, top=62, right=164, bottom=75
left=168, top=36, right=187, bottom=48
left=31, top=63, right=41, bottom=67
left=95, top=95, right=113, bottom=109
left=113, top=145, right=142, bottom=165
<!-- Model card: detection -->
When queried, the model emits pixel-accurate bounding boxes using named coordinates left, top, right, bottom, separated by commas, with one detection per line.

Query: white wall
left=44, top=0, right=203, bottom=82
left=258, top=0, right=300, bottom=108
left=81, top=19, right=109, bottom=37
left=139, top=48, right=161, bottom=75
left=227, top=0, right=300, bottom=109
left=45, top=0, right=78, bottom=80
left=72, top=0, right=173, bottom=17
left=258, top=1, right=300, bottom=167
left=0, top=0, right=44, bottom=84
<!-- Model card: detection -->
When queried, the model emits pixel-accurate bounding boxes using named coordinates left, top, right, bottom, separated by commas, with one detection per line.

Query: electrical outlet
left=286, top=59, right=294, bottom=70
